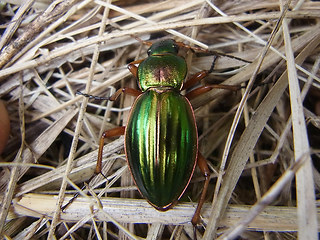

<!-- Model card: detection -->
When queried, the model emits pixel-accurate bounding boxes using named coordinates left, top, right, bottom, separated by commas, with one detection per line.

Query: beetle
left=59, top=38, right=246, bottom=239
left=93, top=39, right=237, bottom=229
left=71, top=39, right=246, bottom=237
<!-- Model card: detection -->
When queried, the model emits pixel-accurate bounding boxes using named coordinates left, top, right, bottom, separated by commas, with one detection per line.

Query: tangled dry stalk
left=0, top=0, right=319, bottom=239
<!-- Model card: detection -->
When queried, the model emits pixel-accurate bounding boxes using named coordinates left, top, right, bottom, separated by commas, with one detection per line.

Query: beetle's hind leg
left=192, top=152, right=211, bottom=238
left=61, top=126, right=126, bottom=212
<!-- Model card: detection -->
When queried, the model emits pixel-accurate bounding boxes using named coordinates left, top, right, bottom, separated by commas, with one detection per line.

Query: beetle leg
left=182, top=55, right=241, bottom=98
left=76, top=87, right=141, bottom=102
left=96, top=126, right=126, bottom=174
left=131, top=35, right=153, bottom=47
left=182, top=56, right=217, bottom=90
left=109, top=87, right=141, bottom=101
left=191, top=152, right=210, bottom=226
left=97, top=86, right=141, bottom=174
left=185, top=84, right=240, bottom=100
left=61, top=126, right=126, bottom=212
left=127, top=59, right=144, bottom=78
left=182, top=70, right=210, bottom=90
left=175, top=41, right=208, bottom=54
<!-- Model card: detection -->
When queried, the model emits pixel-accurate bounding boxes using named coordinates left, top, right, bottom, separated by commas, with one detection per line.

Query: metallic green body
left=125, top=90, right=197, bottom=209
left=125, top=39, right=198, bottom=210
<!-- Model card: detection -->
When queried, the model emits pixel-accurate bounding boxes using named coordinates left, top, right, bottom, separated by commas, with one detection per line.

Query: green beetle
left=96, top=39, right=213, bottom=227
left=125, top=39, right=197, bottom=210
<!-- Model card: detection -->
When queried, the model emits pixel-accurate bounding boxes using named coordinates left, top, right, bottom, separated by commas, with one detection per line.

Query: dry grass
left=0, top=0, right=319, bottom=239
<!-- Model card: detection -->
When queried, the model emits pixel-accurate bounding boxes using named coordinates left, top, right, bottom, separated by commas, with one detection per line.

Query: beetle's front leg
left=192, top=152, right=210, bottom=226
left=127, top=59, right=144, bottom=78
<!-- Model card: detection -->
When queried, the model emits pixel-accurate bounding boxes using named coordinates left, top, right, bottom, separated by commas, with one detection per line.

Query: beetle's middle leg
left=62, top=87, right=140, bottom=211
left=96, top=126, right=126, bottom=175
left=96, top=84, right=142, bottom=173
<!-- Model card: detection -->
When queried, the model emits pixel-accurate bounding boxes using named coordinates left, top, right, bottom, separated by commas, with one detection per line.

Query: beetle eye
left=147, top=48, right=152, bottom=56
left=172, top=43, right=179, bottom=53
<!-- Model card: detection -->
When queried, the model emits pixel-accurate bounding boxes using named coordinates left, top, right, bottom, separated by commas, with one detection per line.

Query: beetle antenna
left=207, top=50, right=252, bottom=64
left=208, top=56, right=217, bottom=74
left=76, top=90, right=110, bottom=101
left=176, top=41, right=251, bottom=64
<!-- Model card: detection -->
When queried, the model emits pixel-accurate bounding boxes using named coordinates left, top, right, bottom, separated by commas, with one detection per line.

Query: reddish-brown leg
left=96, top=83, right=143, bottom=174
left=192, top=152, right=211, bottom=226
left=182, top=56, right=217, bottom=91
left=61, top=126, right=126, bottom=212
left=131, top=35, right=153, bottom=47
left=62, top=83, right=141, bottom=211
left=127, top=59, right=144, bottom=78
left=96, top=126, right=126, bottom=174
left=109, top=87, right=141, bottom=101
left=175, top=41, right=209, bottom=54
left=182, top=70, right=211, bottom=90
left=186, top=84, right=240, bottom=101
left=182, top=56, right=240, bottom=101
left=96, top=62, right=143, bottom=172
left=192, top=152, right=211, bottom=240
